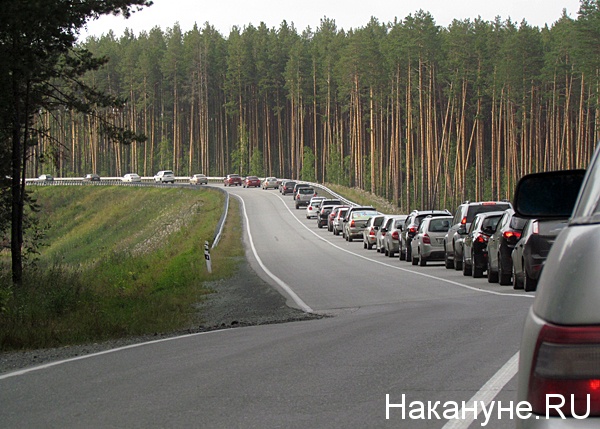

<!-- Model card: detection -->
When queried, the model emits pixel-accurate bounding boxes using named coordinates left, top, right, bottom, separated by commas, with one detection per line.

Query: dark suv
left=486, top=208, right=527, bottom=285
left=443, top=201, right=512, bottom=270
left=400, top=210, right=452, bottom=262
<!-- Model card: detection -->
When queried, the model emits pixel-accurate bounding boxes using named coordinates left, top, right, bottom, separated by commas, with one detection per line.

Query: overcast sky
left=80, top=0, right=582, bottom=39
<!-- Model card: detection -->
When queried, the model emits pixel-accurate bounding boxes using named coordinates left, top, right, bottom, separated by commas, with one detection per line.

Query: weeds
left=0, top=186, right=243, bottom=351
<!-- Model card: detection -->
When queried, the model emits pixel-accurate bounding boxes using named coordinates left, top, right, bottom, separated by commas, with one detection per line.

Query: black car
left=400, top=209, right=452, bottom=262
left=443, top=201, right=512, bottom=270
left=461, top=211, right=504, bottom=278
left=486, top=209, right=527, bottom=285
left=511, top=217, right=569, bottom=291
left=280, top=181, right=297, bottom=195
left=317, top=200, right=342, bottom=228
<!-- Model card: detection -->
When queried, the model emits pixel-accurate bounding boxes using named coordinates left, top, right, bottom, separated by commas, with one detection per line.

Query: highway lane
left=0, top=185, right=534, bottom=428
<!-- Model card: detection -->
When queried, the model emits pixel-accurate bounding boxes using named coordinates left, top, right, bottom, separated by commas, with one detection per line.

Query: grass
left=326, top=184, right=404, bottom=215
left=0, top=186, right=244, bottom=351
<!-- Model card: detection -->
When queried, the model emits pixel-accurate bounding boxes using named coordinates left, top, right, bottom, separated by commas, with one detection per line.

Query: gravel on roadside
left=0, top=259, right=322, bottom=375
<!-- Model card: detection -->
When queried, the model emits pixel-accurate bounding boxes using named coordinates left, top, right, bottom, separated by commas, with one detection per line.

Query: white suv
left=154, top=170, right=175, bottom=183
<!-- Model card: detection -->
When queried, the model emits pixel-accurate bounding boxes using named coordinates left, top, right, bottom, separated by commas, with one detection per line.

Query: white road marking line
left=234, top=194, right=314, bottom=313
left=441, top=352, right=520, bottom=429
left=0, top=329, right=227, bottom=380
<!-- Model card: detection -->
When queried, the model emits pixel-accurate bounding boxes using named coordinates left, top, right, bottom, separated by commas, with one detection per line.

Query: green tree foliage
left=0, top=0, right=151, bottom=284
left=301, top=146, right=316, bottom=182
left=17, top=1, right=600, bottom=220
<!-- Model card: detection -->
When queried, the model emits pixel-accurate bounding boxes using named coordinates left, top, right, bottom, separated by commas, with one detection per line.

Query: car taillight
left=532, top=220, right=539, bottom=235
left=461, top=217, right=467, bottom=225
left=528, top=324, right=600, bottom=417
left=369, top=229, right=376, bottom=236
left=476, top=234, right=489, bottom=243
left=308, top=206, right=313, bottom=211
left=409, top=226, right=418, bottom=234
left=296, top=194, right=300, bottom=200
left=350, top=220, right=355, bottom=227
left=423, top=233, right=430, bottom=244
left=392, top=231, right=399, bottom=240
left=503, top=230, right=522, bottom=241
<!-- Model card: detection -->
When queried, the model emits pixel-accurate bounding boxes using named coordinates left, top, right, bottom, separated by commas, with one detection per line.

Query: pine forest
left=31, top=5, right=600, bottom=212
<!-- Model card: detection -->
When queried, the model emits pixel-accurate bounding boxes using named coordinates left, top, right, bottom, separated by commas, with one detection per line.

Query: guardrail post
left=204, top=240, right=212, bottom=273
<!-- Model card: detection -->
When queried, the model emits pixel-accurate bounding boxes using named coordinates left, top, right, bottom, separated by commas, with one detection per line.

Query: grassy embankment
left=326, top=184, right=403, bottom=214
left=0, top=185, right=243, bottom=351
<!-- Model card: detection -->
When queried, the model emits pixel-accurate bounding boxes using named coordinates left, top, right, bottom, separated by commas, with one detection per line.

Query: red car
left=243, top=176, right=261, bottom=188
left=223, top=174, right=242, bottom=186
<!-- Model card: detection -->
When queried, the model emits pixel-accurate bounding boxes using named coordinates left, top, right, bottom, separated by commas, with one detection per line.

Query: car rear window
left=466, top=203, right=511, bottom=223
left=429, top=218, right=451, bottom=232
left=299, top=188, right=314, bottom=194
left=374, top=217, right=385, bottom=227
left=510, top=216, right=527, bottom=230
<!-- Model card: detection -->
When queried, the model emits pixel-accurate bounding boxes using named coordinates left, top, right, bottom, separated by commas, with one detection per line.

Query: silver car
left=381, top=215, right=408, bottom=257
left=262, top=177, right=279, bottom=189
left=363, top=214, right=385, bottom=250
left=189, top=174, right=208, bottom=185
left=513, top=163, right=590, bottom=427
left=332, top=208, right=349, bottom=236
left=411, top=216, right=452, bottom=266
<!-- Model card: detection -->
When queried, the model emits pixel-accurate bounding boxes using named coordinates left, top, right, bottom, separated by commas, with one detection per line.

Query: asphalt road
left=0, top=185, right=535, bottom=428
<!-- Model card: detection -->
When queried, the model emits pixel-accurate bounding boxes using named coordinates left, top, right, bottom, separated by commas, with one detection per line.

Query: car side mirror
left=458, top=226, right=467, bottom=235
left=513, top=169, right=585, bottom=218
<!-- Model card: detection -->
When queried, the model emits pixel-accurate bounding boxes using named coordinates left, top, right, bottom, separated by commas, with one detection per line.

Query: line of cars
left=292, top=190, right=569, bottom=293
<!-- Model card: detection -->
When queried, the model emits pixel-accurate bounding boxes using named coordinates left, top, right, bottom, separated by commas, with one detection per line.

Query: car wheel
left=334, top=229, right=339, bottom=236
left=384, top=247, right=389, bottom=256
left=318, top=223, right=323, bottom=229
left=498, top=258, right=512, bottom=286
left=472, top=251, right=484, bottom=278
left=487, top=258, right=498, bottom=283
left=454, top=249, right=463, bottom=271
left=399, top=244, right=406, bottom=261
left=406, top=244, right=412, bottom=262
left=295, top=204, right=299, bottom=209
left=444, top=252, right=454, bottom=269
left=524, top=270, right=538, bottom=292
left=348, top=235, right=353, bottom=242
left=462, top=253, right=472, bottom=276
left=513, top=265, right=524, bottom=290
left=411, top=252, right=419, bottom=265
left=419, top=250, right=427, bottom=266
left=363, top=242, right=367, bottom=249
left=368, top=243, right=373, bottom=250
